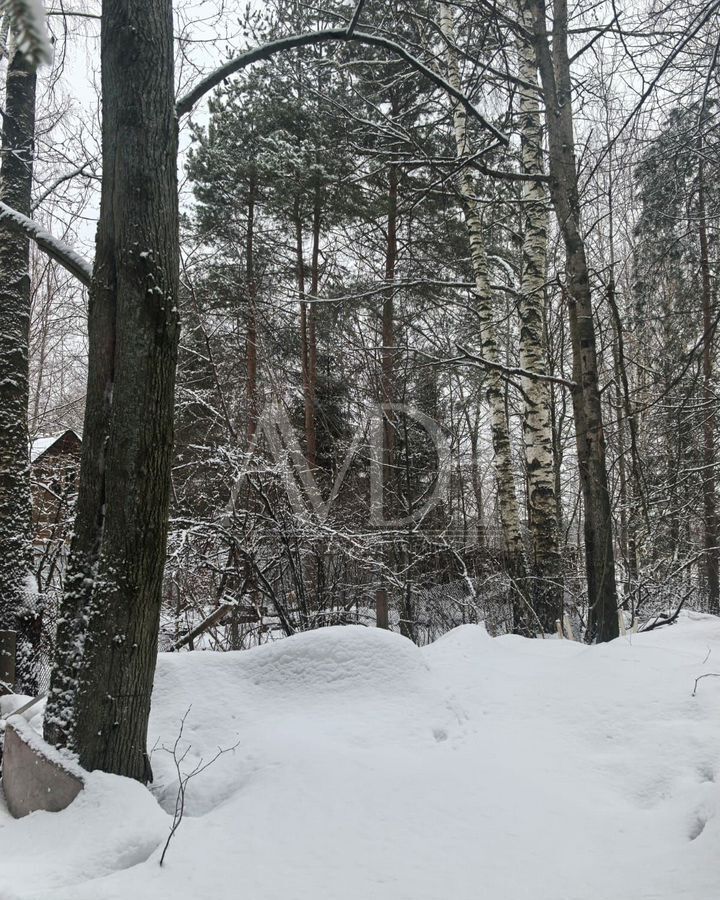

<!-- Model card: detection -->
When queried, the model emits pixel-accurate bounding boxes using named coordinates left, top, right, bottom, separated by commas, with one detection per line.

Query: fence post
left=0, top=630, right=17, bottom=694
left=376, top=588, right=389, bottom=630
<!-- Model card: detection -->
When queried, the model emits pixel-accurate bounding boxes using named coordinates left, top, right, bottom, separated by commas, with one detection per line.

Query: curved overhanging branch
left=0, top=201, right=93, bottom=287
left=4, top=23, right=507, bottom=287
left=175, top=27, right=509, bottom=146
left=453, top=343, right=577, bottom=391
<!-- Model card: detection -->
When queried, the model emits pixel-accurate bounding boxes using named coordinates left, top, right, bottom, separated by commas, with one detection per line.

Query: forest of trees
left=0, top=0, right=718, bottom=779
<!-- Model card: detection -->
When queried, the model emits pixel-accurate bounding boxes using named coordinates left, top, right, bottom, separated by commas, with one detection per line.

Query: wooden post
left=376, top=588, right=389, bottom=630
left=0, top=630, right=17, bottom=694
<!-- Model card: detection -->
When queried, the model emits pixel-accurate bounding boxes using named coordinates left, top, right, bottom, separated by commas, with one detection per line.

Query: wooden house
left=30, top=430, right=82, bottom=584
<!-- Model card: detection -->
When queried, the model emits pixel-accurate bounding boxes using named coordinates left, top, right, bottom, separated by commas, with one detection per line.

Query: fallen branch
left=169, top=603, right=236, bottom=652
left=638, top=591, right=690, bottom=633
left=168, top=574, right=256, bottom=652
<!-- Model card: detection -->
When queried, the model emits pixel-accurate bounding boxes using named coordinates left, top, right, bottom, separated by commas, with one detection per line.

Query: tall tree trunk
left=605, top=166, right=639, bottom=600
left=45, top=0, right=180, bottom=780
left=0, top=37, right=38, bottom=691
left=530, top=0, right=619, bottom=642
left=309, top=180, right=321, bottom=463
left=246, top=174, right=258, bottom=445
left=698, top=145, right=719, bottom=612
left=382, top=162, right=397, bottom=488
left=375, top=159, right=399, bottom=630
left=243, top=173, right=259, bottom=624
left=515, top=6, right=562, bottom=633
left=440, top=3, right=529, bottom=628
left=309, top=179, right=322, bottom=606
left=462, top=397, right=486, bottom=549
left=295, top=200, right=317, bottom=470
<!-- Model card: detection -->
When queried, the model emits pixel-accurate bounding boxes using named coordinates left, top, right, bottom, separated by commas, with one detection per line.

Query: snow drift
left=2, top=616, right=720, bottom=899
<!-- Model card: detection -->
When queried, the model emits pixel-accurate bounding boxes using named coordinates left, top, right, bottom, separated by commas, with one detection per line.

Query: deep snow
left=2, top=614, right=720, bottom=899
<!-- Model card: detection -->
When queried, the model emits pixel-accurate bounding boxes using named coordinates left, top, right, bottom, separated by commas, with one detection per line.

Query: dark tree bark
left=697, top=146, right=719, bottom=613
left=246, top=173, right=258, bottom=445
left=295, top=198, right=317, bottom=470
left=45, top=0, right=180, bottom=780
left=382, top=161, right=398, bottom=483
left=530, top=0, right=619, bottom=642
left=375, top=161, right=398, bottom=630
left=0, top=40, right=38, bottom=691
left=308, top=180, right=321, bottom=468
left=605, top=176, right=640, bottom=599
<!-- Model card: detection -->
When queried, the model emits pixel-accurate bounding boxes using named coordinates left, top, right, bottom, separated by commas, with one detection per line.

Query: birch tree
left=529, top=0, right=619, bottom=642
left=439, top=2, right=529, bottom=630
left=515, top=0, right=561, bottom=632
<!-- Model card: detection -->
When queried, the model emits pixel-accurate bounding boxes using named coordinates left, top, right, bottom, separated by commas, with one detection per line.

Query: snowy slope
left=2, top=615, right=720, bottom=900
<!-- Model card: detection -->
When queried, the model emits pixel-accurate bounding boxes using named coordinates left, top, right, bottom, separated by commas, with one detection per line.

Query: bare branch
left=453, top=343, right=577, bottom=390
left=158, top=709, right=241, bottom=866
left=175, top=28, right=509, bottom=145
left=470, top=161, right=551, bottom=183
left=31, top=161, right=97, bottom=212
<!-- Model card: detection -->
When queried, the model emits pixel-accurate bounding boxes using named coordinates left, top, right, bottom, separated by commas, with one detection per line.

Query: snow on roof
left=30, top=430, right=81, bottom=462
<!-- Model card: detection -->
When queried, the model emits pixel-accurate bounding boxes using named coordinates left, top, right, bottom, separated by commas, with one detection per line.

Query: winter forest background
left=3, top=1, right=720, bottom=897
left=4, top=0, right=718, bottom=670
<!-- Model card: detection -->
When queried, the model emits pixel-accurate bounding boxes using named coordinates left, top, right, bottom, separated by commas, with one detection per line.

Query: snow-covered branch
left=0, top=0, right=52, bottom=67
left=0, top=201, right=92, bottom=287
left=453, top=343, right=577, bottom=390
left=175, top=28, right=509, bottom=146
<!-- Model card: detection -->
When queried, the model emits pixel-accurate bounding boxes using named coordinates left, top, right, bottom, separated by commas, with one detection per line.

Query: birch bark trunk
left=440, top=3, right=529, bottom=627
left=515, top=2, right=562, bottom=632
left=530, top=0, right=619, bottom=642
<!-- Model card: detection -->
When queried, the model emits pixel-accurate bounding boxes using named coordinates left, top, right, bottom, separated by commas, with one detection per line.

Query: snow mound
left=2, top=617, right=720, bottom=900
left=149, top=625, right=463, bottom=815
left=0, top=771, right=167, bottom=899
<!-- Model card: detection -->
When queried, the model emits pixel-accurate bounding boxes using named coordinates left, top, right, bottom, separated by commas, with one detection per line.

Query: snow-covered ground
left=2, top=613, right=720, bottom=900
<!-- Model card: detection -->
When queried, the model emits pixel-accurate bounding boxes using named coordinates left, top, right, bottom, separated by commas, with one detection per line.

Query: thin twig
left=159, top=708, right=241, bottom=866
left=692, top=673, right=720, bottom=697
